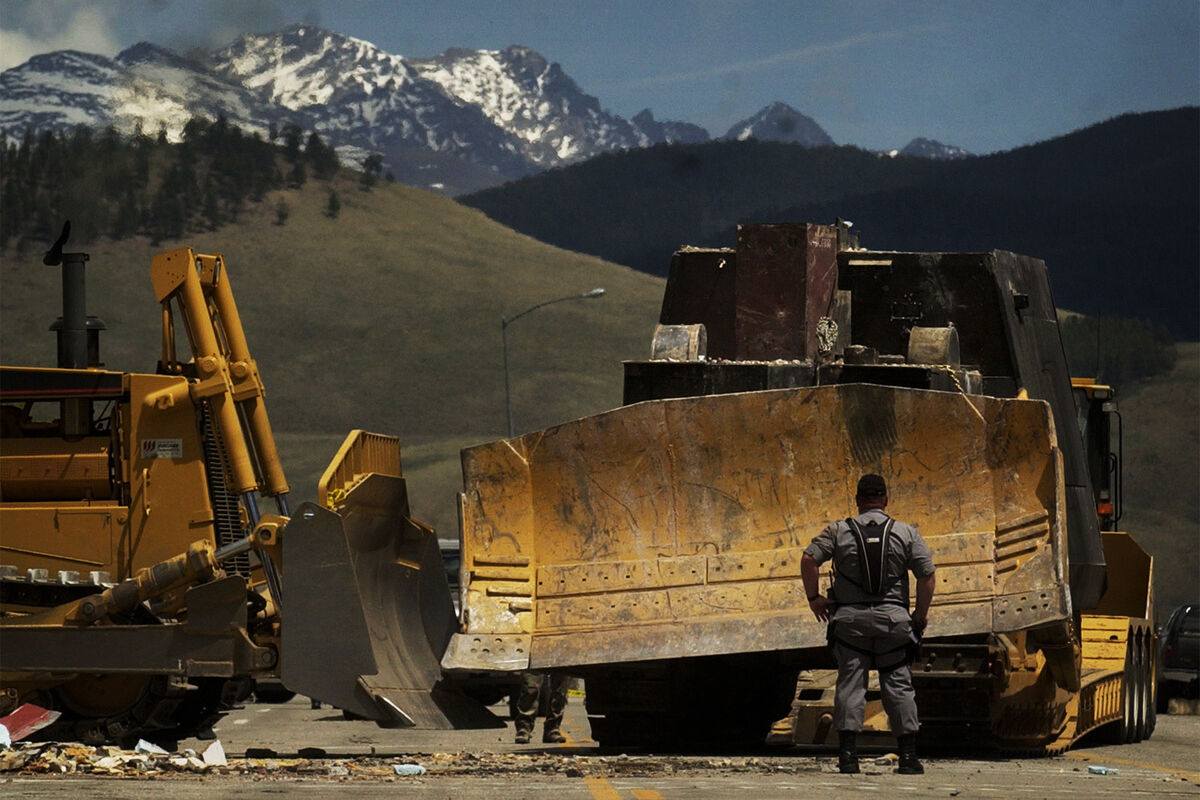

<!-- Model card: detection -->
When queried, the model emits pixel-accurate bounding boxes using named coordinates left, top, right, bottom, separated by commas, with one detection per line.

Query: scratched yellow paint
left=460, top=383, right=1069, bottom=664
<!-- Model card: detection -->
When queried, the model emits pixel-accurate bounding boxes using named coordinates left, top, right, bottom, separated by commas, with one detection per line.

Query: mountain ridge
left=459, top=107, right=1200, bottom=339
left=1, top=23, right=972, bottom=194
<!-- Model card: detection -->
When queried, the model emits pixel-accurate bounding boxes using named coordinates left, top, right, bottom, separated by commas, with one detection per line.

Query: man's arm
left=912, top=572, right=936, bottom=634
left=907, top=527, right=936, bottom=635
left=801, top=553, right=830, bottom=622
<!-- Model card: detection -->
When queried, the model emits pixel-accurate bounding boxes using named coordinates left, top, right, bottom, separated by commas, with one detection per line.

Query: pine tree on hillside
left=113, top=187, right=139, bottom=239
left=282, top=123, right=303, bottom=164
left=360, top=153, right=383, bottom=191
left=201, top=178, right=223, bottom=231
left=306, top=132, right=340, bottom=180
left=0, top=115, right=350, bottom=249
left=288, top=160, right=307, bottom=188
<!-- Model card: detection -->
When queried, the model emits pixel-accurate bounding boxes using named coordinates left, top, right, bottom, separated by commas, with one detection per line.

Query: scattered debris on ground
left=0, top=704, right=60, bottom=745
left=0, top=742, right=840, bottom=780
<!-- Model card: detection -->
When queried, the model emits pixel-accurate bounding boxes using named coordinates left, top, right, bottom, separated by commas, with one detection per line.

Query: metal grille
left=201, top=406, right=250, bottom=576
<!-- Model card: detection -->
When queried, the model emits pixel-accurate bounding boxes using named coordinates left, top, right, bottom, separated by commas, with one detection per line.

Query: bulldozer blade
left=452, top=383, right=1070, bottom=671
left=281, top=475, right=501, bottom=728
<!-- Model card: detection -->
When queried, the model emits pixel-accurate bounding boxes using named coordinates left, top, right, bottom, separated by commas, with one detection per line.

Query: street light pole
left=502, top=287, right=605, bottom=437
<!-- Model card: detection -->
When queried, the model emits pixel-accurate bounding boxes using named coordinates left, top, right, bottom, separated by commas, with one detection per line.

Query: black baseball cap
left=856, top=474, right=887, bottom=498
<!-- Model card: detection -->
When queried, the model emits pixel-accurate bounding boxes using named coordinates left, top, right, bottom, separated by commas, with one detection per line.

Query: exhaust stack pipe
left=43, top=221, right=105, bottom=436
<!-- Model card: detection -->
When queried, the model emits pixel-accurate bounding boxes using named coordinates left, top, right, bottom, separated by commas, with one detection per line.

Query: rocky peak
left=725, top=101, right=835, bottom=147
left=9, top=49, right=119, bottom=79
left=212, top=24, right=417, bottom=109
left=897, top=137, right=971, bottom=160
left=631, top=109, right=710, bottom=145
left=115, top=42, right=200, bottom=69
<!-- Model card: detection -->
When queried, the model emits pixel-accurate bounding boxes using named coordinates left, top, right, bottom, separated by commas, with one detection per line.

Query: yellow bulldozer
left=441, top=222, right=1157, bottom=753
left=0, top=225, right=499, bottom=745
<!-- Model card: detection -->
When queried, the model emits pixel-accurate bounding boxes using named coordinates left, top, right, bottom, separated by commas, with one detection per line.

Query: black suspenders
left=832, top=516, right=907, bottom=605
left=845, top=516, right=896, bottom=596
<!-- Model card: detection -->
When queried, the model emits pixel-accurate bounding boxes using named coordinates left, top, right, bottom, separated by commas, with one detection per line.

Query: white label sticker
left=140, top=438, right=183, bottom=459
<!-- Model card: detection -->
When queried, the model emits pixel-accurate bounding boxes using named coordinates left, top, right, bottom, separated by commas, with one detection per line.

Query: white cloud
left=0, top=3, right=121, bottom=71
left=609, top=24, right=948, bottom=91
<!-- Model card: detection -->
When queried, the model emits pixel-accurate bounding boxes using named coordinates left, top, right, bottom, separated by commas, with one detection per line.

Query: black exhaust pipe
left=43, top=221, right=105, bottom=436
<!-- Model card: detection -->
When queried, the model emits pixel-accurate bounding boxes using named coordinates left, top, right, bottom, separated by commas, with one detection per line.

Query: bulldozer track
left=33, top=674, right=230, bottom=748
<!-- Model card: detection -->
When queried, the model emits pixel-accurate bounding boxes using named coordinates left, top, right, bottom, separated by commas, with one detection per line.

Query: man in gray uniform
left=801, top=474, right=936, bottom=774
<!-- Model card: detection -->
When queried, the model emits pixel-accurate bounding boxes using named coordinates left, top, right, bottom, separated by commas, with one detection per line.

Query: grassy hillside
left=1119, top=342, right=1200, bottom=617
left=0, top=173, right=664, bottom=535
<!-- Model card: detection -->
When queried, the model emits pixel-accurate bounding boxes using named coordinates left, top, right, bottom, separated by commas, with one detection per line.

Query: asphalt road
left=3, top=695, right=1197, bottom=799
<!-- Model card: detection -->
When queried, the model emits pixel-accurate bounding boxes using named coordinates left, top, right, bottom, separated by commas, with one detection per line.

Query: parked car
left=1158, top=603, right=1199, bottom=711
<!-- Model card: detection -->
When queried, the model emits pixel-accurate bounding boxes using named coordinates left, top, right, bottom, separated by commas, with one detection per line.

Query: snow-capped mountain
left=408, top=45, right=707, bottom=166
left=894, top=137, right=971, bottom=160
left=0, top=50, right=120, bottom=133
left=210, top=28, right=710, bottom=187
left=412, top=45, right=627, bottom=166
left=114, top=43, right=307, bottom=139
left=0, top=24, right=967, bottom=194
left=723, top=101, right=835, bottom=147
left=0, top=44, right=303, bottom=145
left=209, top=27, right=531, bottom=181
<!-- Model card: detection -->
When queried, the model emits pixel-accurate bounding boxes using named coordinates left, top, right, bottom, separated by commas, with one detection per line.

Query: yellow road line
left=584, top=776, right=625, bottom=800
left=1065, top=750, right=1200, bottom=783
left=564, top=727, right=621, bottom=800
left=565, top=728, right=664, bottom=800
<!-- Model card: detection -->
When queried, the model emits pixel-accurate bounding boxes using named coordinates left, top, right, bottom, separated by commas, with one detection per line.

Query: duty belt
left=837, top=600, right=908, bottom=609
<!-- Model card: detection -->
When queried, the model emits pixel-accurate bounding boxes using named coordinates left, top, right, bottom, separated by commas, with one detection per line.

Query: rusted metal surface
left=450, top=383, right=1069, bottom=671
left=659, top=248, right=736, bottom=358
left=657, top=223, right=840, bottom=361
left=734, top=223, right=839, bottom=361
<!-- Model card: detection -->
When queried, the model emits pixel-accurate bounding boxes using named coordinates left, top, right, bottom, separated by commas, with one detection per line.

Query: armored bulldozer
left=442, top=222, right=1156, bottom=753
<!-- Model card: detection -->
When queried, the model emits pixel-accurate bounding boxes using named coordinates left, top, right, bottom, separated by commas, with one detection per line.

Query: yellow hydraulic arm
left=150, top=247, right=290, bottom=516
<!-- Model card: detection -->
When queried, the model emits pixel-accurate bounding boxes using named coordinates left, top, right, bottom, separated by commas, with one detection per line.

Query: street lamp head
left=503, top=286, right=605, bottom=436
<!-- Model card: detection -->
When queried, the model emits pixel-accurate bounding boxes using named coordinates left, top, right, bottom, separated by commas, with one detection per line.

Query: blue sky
left=2, top=0, right=1197, bottom=154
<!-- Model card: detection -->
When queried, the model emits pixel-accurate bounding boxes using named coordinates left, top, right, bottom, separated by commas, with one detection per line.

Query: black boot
left=837, top=730, right=860, bottom=774
left=897, top=733, right=924, bottom=774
